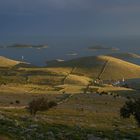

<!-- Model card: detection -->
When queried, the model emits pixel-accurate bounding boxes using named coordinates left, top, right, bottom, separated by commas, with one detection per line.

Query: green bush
left=27, top=97, right=57, bottom=116
left=120, top=98, right=140, bottom=127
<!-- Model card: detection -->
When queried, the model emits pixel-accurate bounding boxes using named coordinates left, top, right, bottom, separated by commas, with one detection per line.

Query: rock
left=0, top=114, right=6, bottom=120
left=29, top=124, right=39, bottom=129
left=24, top=128, right=34, bottom=133
left=87, top=134, right=103, bottom=140
left=46, top=131, right=56, bottom=140
left=37, top=134, right=45, bottom=139
left=20, top=116, right=29, bottom=121
left=15, top=119, right=20, bottom=127
left=56, top=133, right=65, bottom=139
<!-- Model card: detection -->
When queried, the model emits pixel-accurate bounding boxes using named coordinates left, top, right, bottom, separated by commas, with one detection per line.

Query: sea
left=0, top=37, right=140, bottom=66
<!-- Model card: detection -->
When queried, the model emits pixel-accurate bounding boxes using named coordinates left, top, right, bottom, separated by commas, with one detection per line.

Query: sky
left=0, top=0, right=140, bottom=44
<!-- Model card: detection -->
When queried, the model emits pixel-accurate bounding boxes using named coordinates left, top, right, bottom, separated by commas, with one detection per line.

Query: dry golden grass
left=2, top=55, right=140, bottom=81
left=0, top=84, right=66, bottom=106
left=42, top=93, right=137, bottom=129
left=47, top=55, right=140, bottom=80
left=46, top=67, right=73, bottom=75
left=0, top=56, right=22, bottom=67
left=28, top=75, right=64, bottom=85
left=65, top=74, right=91, bottom=85
left=94, top=85, right=138, bottom=96
left=99, top=55, right=140, bottom=80
left=1, top=55, right=140, bottom=139
left=0, top=84, right=55, bottom=94
left=56, top=84, right=85, bottom=93
left=0, top=83, right=139, bottom=107
left=19, top=67, right=72, bottom=76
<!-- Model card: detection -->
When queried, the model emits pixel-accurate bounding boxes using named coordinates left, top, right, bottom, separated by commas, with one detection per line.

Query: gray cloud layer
left=0, top=0, right=140, bottom=43
left=1, top=0, right=140, bottom=14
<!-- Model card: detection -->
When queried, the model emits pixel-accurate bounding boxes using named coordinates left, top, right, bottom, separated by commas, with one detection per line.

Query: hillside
left=47, top=55, right=140, bottom=80
left=88, top=45, right=119, bottom=51
left=107, top=52, right=140, bottom=59
left=0, top=56, right=28, bottom=67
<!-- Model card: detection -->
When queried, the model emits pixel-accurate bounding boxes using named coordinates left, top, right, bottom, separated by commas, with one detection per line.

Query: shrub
left=120, top=98, right=140, bottom=127
left=101, top=91, right=108, bottom=95
left=27, top=97, right=57, bottom=116
left=15, top=100, right=20, bottom=104
left=48, top=101, right=57, bottom=108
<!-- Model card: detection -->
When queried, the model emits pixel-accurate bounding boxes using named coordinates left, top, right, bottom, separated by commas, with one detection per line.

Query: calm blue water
left=0, top=38, right=140, bottom=66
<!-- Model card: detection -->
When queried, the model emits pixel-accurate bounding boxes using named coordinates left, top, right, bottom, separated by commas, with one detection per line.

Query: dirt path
left=62, top=67, right=76, bottom=84
left=83, top=59, right=110, bottom=94
left=97, top=60, right=109, bottom=79
left=57, top=94, right=73, bottom=105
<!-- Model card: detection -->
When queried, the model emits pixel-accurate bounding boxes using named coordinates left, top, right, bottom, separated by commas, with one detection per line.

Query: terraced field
left=0, top=56, right=140, bottom=139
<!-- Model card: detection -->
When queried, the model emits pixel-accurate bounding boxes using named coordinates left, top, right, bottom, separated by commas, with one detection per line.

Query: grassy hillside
left=1, top=93, right=140, bottom=139
left=0, top=56, right=140, bottom=139
left=1, top=55, right=140, bottom=85
left=99, top=56, right=140, bottom=80
left=0, top=56, right=29, bottom=68
left=0, top=56, right=20, bottom=67
left=47, top=55, right=140, bottom=80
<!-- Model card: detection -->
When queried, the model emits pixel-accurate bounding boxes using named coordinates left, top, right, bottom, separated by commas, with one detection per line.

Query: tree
left=120, top=98, right=140, bottom=127
left=27, top=97, right=57, bottom=116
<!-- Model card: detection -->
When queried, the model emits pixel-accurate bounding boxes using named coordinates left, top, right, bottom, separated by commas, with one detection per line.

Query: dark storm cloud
left=0, top=0, right=140, bottom=43
left=1, top=0, right=140, bottom=14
